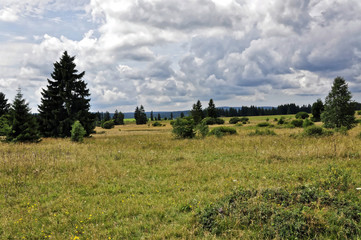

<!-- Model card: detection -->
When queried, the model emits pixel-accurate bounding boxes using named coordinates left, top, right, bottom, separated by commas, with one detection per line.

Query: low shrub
left=197, top=167, right=359, bottom=239
left=152, top=121, right=162, bottom=127
left=303, top=126, right=333, bottom=137
left=357, top=110, right=361, bottom=115
left=229, top=117, right=241, bottom=124
left=71, top=120, right=86, bottom=142
left=195, top=122, right=209, bottom=138
left=248, top=129, right=276, bottom=136
left=203, top=117, right=224, bottom=125
left=257, top=122, right=273, bottom=127
left=302, top=118, right=314, bottom=128
left=209, top=126, right=237, bottom=137
left=171, top=117, right=195, bottom=139
left=335, top=126, right=348, bottom=135
left=295, top=112, right=309, bottom=119
left=277, top=117, right=286, bottom=125
left=291, top=119, right=303, bottom=127
left=102, top=120, right=115, bottom=129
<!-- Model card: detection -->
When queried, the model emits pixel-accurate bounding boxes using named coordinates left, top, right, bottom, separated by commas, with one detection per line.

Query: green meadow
left=1, top=116, right=361, bottom=239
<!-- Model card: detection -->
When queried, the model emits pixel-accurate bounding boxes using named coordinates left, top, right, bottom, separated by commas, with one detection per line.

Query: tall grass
left=1, top=116, right=361, bottom=239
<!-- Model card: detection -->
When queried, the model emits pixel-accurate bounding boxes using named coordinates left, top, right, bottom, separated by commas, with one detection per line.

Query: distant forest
left=96, top=102, right=361, bottom=120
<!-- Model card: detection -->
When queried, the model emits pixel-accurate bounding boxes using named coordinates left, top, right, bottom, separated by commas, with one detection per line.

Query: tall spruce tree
left=191, top=100, right=204, bottom=124
left=321, top=77, right=356, bottom=129
left=207, top=99, right=217, bottom=118
left=134, top=105, right=147, bottom=124
left=7, top=89, right=40, bottom=143
left=113, top=109, right=124, bottom=125
left=311, top=99, right=324, bottom=122
left=0, top=92, right=10, bottom=117
left=38, top=51, right=94, bottom=137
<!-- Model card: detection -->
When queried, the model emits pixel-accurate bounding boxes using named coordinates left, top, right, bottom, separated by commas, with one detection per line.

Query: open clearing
left=1, top=116, right=361, bottom=239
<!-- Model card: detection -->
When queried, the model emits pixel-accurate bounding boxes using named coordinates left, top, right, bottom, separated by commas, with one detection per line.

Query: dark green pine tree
left=170, top=112, right=173, bottom=120
left=104, top=111, right=111, bottom=122
left=139, top=105, right=148, bottom=124
left=191, top=100, right=204, bottom=124
left=207, top=99, right=217, bottom=118
left=134, top=106, right=140, bottom=124
left=7, top=89, right=40, bottom=143
left=38, top=51, right=94, bottom=137
left=321, top=77, right=356, bottom=129
left=150, top=111, right=154, bottom=121
left=113, top=109, right=124, bottom=125
left=157, top=113, right=161, bottom=121
left=0, top=92, right=10, bottom=117
left=311, top=99, right=324, bottom=122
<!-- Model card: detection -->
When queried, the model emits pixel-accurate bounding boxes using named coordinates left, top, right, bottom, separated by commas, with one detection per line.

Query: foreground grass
left=1, top=117, right=361, bottom=239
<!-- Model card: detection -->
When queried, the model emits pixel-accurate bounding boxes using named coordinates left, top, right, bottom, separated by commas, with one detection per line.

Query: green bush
left=303, top=126, right=333, bottom=137
left=195, top=122, right=209, bottom=138
left=152, top=121, right=162, bottom=127
left=197, top=167, right=360, bottom=239
left=171, top=117, right=195, bottom=139
left=291, top=119, right=303, bottom=127
left=102, top=120, right=115, bottom=129
left=202, top=117, right=224, bottom=125
left=230, top=117, right=249, bottom=124
left=248, top=129, right=276, bottom=136
left=0, top=115, right=11, bottom=136
left=278, top=117, right=286, bottom=125
left=302, top=118, right=314, bottom=128
left=71, top=120, right=86, bottom=142
left=209, top=126, right=237, bottom=137
left=257, top=122, right=273, bottom=127
left=295, top=112, right=309, bottom=119
left=229, top=117, right=241, bottom=124
left=357, top=110, right=361, bottom=115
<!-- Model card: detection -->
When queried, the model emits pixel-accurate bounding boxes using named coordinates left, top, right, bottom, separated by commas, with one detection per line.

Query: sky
left=1, top=0, right=361, bottom=112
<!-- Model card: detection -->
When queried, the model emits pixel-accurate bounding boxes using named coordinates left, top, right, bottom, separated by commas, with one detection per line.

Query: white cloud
left=2, top=0, right=361, bottom=112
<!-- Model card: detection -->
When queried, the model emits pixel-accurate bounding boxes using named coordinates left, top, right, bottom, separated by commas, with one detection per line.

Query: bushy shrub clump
left=202, top=117, right=224, bottom=125
left=197, top=167, right=360, bottom=239
left=302, top=118, right=314, bottom=128
left=248, top=129, right=276, bottom=136
left=195, top=122, right=209, bottom=138
left=209, top=126, right=237, bottom=137
left=171, top=117, right=195, bottom=139
left=152, top=121, right=162, bottom=127
left=229, top=117, right=249, bottom=124
left=291, top=119, right=303, bottom=127
left=102, top=120, right=115, bottom=129
left=277, top=117, right=286, bottom=125
left=295, top=112, right=309, bottom=119
left=71, top=120, right=86, bottom=142
left=257, top=122, right=273, bottom=127
left=303, top=126, right=333, bottom=136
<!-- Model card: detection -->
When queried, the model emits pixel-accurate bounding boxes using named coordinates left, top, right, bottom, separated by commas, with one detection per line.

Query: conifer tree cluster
left=38, top=51, right=94, bottom=137
left=6, top=89, right=40, bottom=142
left=134, top=105, right=147, bottom=124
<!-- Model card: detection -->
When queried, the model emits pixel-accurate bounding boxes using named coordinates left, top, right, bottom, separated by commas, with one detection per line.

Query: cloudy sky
left=1, top=0, right=361, bottom=112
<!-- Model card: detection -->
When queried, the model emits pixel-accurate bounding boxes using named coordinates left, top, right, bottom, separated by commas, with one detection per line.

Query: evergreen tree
left=134, top=105, right=147, bottom=124
left=180, top=112, right=185, bottom=118
left=7, top=89, right=40, bottom=143
left=150, top=111, right=154, bottom=121
left=113, top=109, right=124, bottom=125
left=190, top=100, right=204, bottom=124
left=104, top=111, right=111, bottom=122
left=38, top=51, right=94, bottom=137
left=321, top=77, right=356, bottom=129
left=170, top=112, right=173, bottom=120
left=0, top=92, right=10, bottom=117
left=158, top=113, right=161, bottom=121
left=207, top=99, right=217, bottom=118
left=311, top=99, right=324, bottom=122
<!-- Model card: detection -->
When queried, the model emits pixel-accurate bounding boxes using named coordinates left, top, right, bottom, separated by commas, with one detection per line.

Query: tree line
left=0, top=50, right=358, bottom=142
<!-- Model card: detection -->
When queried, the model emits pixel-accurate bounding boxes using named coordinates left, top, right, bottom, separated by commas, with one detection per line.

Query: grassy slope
left=0, top=116, right=360, bottom=239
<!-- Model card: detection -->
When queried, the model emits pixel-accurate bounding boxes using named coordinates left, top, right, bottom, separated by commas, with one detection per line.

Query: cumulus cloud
left=1, top=0, right=361, bottom=112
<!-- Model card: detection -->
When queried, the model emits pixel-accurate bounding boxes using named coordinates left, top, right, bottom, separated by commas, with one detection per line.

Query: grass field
left=1, top=115, right=360, bottom=239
